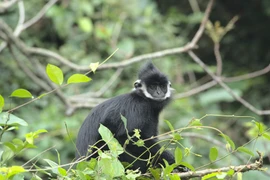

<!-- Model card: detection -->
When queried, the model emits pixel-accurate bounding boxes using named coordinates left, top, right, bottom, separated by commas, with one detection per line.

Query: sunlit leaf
left=10, top=89, right=33, bottom=98
left=134, top=139, right=144, bottom=147
left=178, top=162, right=195, bottom=171
left=174, top=147, right=182, bottom=164
left=58, top=167, right=67, bottom=176
left=78, top=17, right=93, bottom=33
left=263, top=133, right=270, bottom=141
left=209, top=147, right=218, bottom=161
left=220, top=134, right=235, bottom=151
left=98, top=124, right=123, bottom=155
left=173, top=133, right=182, bottom=141
left=0, top=112, right=28, bottom=126
left=237, top=172, right=242, bottom=180
left=89, top=62, right=99, bottom=73
left=120, top=114, right=127, bottom=129
left=165, top=120, right=174, bottom=131
left=0, top=95, right=4, bottom=112
left=67, top=74, right=91, bottom=84
left=189, top=119, right=202, bottom=127
left=0, top=166, right=25, bottom=178
left=237, top=147, right=254, bottom=156
left=149, top=168, right=161, bottom=180
left=98, top=156, right=125, bottom=177
left=46, top=64, right=64, bottom=85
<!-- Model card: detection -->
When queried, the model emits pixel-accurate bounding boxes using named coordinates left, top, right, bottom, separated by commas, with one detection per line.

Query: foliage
left=1, top=0, right=270, bottom=179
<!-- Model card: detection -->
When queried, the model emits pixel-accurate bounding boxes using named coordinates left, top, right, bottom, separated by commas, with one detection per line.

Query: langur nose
left=156, top=86, right=161, bottom=94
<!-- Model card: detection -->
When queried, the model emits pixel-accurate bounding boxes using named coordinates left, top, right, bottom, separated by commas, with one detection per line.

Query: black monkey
left=76, top=62, right=185, bottom=173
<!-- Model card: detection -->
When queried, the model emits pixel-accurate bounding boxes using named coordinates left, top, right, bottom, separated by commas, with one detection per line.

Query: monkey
left=76, top=62, right=188, bottom=173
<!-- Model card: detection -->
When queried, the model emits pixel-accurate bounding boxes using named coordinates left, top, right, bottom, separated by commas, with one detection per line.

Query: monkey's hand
left=172, top=165, right=190, bottom=173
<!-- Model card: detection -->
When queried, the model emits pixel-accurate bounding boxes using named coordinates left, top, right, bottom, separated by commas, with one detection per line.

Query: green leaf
left=10, top=89, right=33, bottom=98
left=227, top=169, right=235, bottom=176
left=89, top=62, right=99, bottom=73
left=120, top=114, right=127, bottom=129
left=220, top=134, right=235, bottom=151
left=173, top=133, right=182, bottom=141
left=168, top=174, right=180, bottom=180
left=43, top=159, right=59, bottom=174
left=174, top=147, right=182, bottom=164
left=67, top=74, right=91, bottom=84
left=46, top=64, right=64, bottom=85
left=134, top=139, right=144, bottom=147
left=237, top=172, right=242, bottom=180
left=98, top=155, right=125, bottom=178
left=0, top=95, right=4, bottom=112
left=209, top=147, right=218, bottom=162
left=149, top=168, right=161, bottom=180
left=263, top=133, right=270, bottom=141
left=0, top=112, right=28, bottom=126
left=178, top=162, right=195, bottom=171
left=58, top=167, right=67, bottom=176
left=253, top=121, right=265, bottom=134
left=0, top=166, right=25, bottom=178
left=237, top=147, right=254, bottom=156
left=164, top=120, right=174, bottom=131
left=78, top=17, right=93, bottom=33
left=3, top=142, right=17, bottom=152
left=202, top=172, right=225, bottom=180
left=25, top=129, right=47, bottom=145
left=98, top=124, right=123, bottom=156
left=189, top=119, right=202, bottom=126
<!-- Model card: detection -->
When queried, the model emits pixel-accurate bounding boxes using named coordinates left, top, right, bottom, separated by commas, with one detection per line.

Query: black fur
left=76, top=62, right=176, bottom=173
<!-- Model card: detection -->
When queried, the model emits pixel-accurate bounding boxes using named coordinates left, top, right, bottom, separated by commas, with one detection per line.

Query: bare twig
left=214, top=43, right=222, bottom=76
left=189, top=0, right=214, bottom=47
left=188, top=51, right=270, bottom=115
left=223, top=64, right=270, bottom=82
left=0, top=0, right=214, bottom=71
left=14, top=0, right=25, bottom=36
left=0, top=0, right=20, bottom=13
left=174, top=80, right=217, bottom=99
left=9, top=46, right=52, bottom=91
left=174, top=63, right=270, bottom=100
left=22, top=0, right=58, bottom=31
left=0, top=0, right=58, bottom=53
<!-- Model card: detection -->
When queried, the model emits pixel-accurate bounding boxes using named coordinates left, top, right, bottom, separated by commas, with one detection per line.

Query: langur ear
left=134, top=79, right=142, bottom=89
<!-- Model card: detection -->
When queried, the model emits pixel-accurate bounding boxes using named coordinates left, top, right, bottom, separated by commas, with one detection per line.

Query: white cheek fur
left=138, top=82, right=172, bottom=101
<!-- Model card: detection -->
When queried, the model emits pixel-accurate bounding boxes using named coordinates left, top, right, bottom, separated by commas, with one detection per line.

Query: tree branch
left=188, top=51, right=270, bottom=115
left=177, top=151, right=263, bottom=178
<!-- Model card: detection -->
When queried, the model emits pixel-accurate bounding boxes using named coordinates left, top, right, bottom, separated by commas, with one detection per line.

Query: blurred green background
left=1, top=0, right=270, bottom=179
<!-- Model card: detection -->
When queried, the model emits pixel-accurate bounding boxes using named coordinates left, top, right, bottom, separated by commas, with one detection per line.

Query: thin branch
left=223, top=64, right=270, bottom=82
left=0, top=0, right=20, bottom=13
left=189, top=0, right=214, bottom=47
left=174, top=63, right=270, bottom=99
left=0, top=0, right=214, bottom=71
left=9, top=46, right=52, bottom=91
left=174, top=80, right=217, bottom=99
left=0, top=0, right=58, bottom=53
left=22, top=0, right=59, bottom=30
left=214, top=43, right=222, bottom=76
left=188, top=50, right=270, bottom=115
left=89, top=68, right=123, bottom=97
left=14, top=0, right=25, bottom=36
